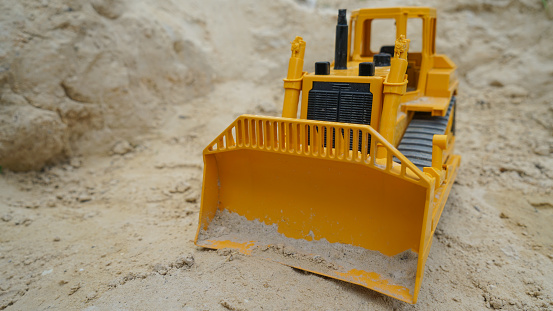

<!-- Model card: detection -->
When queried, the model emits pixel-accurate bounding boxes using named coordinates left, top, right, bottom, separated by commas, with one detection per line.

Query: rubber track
left=396, top=97, right=455, bottom=169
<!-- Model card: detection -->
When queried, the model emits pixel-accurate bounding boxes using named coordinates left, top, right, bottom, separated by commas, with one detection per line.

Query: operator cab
left=349, top=7, right=437, bottom=96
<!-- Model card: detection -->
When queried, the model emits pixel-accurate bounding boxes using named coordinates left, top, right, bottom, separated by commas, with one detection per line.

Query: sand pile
left=0, top=0, right=214, bottom=170
left=0, top=0, right=338, bottom=171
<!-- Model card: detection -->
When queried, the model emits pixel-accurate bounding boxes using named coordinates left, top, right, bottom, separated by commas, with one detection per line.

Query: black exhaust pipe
left=334, top=9, right=348, bottom=70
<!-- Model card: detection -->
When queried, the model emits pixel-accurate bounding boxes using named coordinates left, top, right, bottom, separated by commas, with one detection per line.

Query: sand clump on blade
left=198, top=210, right=419, bottom=295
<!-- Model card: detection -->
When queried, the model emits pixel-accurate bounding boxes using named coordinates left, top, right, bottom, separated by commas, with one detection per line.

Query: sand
left=198, top=210, right=419, bottom=295
left=1, top=0, right=552, bottom=310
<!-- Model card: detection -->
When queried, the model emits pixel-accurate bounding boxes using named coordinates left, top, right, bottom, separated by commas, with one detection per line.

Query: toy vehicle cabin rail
left=205, top=114, right=432, bottom=187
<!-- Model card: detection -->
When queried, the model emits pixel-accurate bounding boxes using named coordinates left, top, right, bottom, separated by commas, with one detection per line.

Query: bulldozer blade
left=194, top=115, right=460, bottom=304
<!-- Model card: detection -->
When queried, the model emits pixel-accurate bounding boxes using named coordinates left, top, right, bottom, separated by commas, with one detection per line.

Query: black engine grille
left=306, top=82, right=373, bottom=152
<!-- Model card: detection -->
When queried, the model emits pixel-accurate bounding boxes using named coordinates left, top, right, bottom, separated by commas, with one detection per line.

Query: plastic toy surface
left=195, top=7, right=460, bottom=304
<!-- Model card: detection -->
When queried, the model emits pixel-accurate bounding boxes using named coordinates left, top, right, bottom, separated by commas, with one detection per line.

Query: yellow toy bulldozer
left=195, top=7, right=460, bottom=304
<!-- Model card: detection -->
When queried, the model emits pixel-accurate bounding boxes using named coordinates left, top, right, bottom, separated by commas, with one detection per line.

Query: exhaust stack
left=334, top=9, right=348, bottom=70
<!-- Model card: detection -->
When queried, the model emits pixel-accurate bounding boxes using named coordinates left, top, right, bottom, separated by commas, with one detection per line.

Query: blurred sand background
left=0, top=0, right=552, bottom=310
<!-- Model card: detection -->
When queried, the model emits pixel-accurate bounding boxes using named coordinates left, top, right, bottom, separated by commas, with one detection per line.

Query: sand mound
left=0, top=0, right=213, bottom=170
